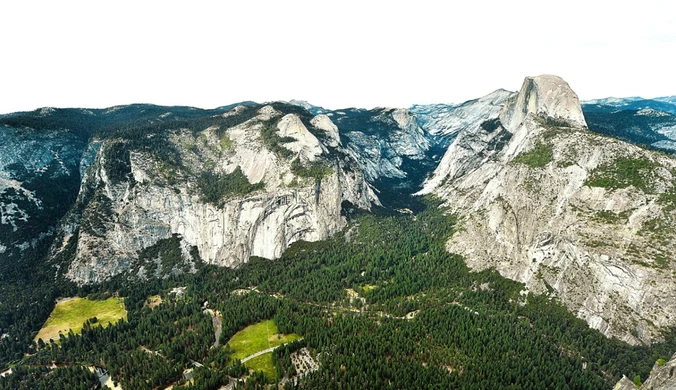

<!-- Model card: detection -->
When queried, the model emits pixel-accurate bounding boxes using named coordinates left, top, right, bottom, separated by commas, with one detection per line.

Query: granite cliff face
left=501, top=75, right=587, bottom=131
left=411, top=89, right=513, bottom=148
left=330, top=107, right=432, bottom=183
left=46, top=104, right=379, bottom=284
left=614, top=353, right=676, bottom=390
left=1, top=102, right=436, bottom=285
left=423, top=75, right=676, bottom=344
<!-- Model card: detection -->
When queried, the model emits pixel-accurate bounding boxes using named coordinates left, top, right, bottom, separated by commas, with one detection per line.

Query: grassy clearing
left=244, top=353, right=277, bottom=381
left=227, top=319, right=300, bottom=360
left=145, top=295, right=163, bottom=309
left=35, top=297, right=127, bottom=343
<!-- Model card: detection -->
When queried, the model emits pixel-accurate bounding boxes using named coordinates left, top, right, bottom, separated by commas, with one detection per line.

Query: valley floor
left=1, top=200, right=675, bottom=390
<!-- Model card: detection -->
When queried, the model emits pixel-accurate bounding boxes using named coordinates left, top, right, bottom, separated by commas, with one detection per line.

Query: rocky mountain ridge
left=1, top=101, right=437, bottom=284
left=49, top=104, right=383, bottom=283
left=410, top=89, right=513, bottom=148
left=584, top=96, right=676, bottom=115
left=2, top=75, right=676, bottom=346
left=423, top=75, right=676, bottom=344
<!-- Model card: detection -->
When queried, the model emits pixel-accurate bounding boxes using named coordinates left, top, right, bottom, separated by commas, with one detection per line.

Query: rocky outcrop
left=425, top=75, right=676, bottom=344
left=310, top=115, right=341, bottom=147
left=615, top=354, right=676, bottom=390
left=331, top=107, right=431, bottom=183
left=635, top=354, right=676, bottom=389
left=411, top=89, right=514, bottom=148
left=276, top=114, right=323, bottom=161
left=52, top=105, right=378, bottom=284
left=614, top=376, right=639, bottom=390
left=501, top=75, right=587, bottom=131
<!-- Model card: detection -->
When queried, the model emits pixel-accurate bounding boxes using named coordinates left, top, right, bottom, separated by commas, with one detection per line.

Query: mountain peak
left=287, top=99, right=327, bottom=115
left=501, top=74, right=587, bottom=131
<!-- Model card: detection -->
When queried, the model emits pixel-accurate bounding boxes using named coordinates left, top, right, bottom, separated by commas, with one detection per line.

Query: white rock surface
left=501, top=75, right=587, bottom=131
left=276, top=114, right=323, bottom=162
left=311, top=114, right=342, bottom=147
left=615, top=353, right=676, bottom=389
left=57, top=106, right=378, bottom=284
left=411, top=89, right=513, bottom=146
left=427, top=75, right=676, bottom=344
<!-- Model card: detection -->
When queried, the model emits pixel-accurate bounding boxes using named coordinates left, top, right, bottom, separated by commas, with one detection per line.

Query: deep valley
left=2, top=75, right=676, bottom=389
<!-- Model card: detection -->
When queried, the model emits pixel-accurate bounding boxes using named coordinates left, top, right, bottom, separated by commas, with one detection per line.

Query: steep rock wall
left=52, top=106, right=377, bottom=284
left=426, top=75, right=676, bottom=344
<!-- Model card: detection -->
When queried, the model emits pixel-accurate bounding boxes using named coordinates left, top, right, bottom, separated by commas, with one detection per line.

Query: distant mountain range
left=582, top=96, right=676, bottom=115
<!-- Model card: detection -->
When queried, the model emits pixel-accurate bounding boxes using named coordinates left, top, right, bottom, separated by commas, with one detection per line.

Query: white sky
left=1, top=0, right=675, bottom=114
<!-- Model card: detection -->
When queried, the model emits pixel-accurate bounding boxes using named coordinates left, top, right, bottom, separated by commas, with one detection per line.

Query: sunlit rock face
left=411, top=89, right=514, bottom=148
left=50, top=105, right=378, bottom=284
left=425, top=75, right=676, bottom=345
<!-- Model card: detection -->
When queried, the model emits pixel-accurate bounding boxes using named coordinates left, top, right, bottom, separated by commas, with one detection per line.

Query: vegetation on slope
left=513, top=141, right=554, bottom=168
left=197, top=167, right=264, bottom=207
left=3, top=197, right=674, bottom=390
left=260, top=121, right=294, bottom=158
left=130, top=234, right=202, bottom=278
left=585, top=157, right=659, bottom=192
left=0, top=365, right=99, bottom=390
left=583, top=109, right=674, bottom=149
left=290, top=158, right=333, bottom=180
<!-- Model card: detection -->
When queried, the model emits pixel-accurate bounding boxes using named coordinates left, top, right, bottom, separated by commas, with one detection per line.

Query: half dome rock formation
left=501, top=74, right=587, bottom=131
left=424, top=75, right=676, bottom=344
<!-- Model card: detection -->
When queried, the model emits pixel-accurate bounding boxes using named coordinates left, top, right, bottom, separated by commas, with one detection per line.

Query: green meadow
left=35, top=297, right=127, bottom=343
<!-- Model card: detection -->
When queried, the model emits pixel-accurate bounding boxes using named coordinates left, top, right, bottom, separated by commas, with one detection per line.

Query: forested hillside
left=2, top=198, right=674, bottom=389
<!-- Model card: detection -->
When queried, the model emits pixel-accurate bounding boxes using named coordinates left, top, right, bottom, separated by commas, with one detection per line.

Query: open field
left=35, top=297, right=127, bottom=343
left=227, top=319, right=300, bottom=361
left=244, top=353, right=277, bottom=381
left=226, top=319, right=300, bottom=381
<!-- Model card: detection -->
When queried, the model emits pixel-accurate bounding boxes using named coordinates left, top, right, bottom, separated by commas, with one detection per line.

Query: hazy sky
left=1, top=0, right=675, bottom=113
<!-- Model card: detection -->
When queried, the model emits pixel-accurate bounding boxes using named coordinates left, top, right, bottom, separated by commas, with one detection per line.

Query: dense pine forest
left=1, top=198, right=675, bottom=389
